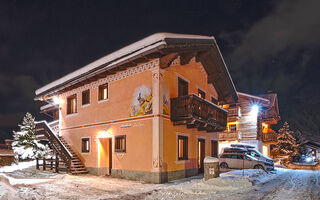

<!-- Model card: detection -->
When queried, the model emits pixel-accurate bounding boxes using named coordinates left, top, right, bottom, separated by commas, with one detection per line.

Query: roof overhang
left=35, top=33, right=238, bottom=104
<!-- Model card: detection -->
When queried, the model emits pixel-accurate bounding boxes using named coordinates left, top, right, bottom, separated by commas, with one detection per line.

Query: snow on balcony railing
left=48, top=120, right=59, bottom=135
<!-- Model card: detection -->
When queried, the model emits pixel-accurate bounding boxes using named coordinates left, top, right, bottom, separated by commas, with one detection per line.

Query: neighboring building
left=35, top=33, right=238, bottom=183
left=300, top=141, right=320, bottom=160
left=219, top=92, right=280, bottom=157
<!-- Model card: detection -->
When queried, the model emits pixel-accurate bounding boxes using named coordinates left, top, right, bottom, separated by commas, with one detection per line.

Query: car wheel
left=254, top=165, right=264, bottom=170
left=220, top=162, right=229, bottom=169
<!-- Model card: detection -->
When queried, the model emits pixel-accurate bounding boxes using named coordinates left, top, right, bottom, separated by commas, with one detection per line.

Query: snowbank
left=0, top=160, right=35, bottom=173
left=220, top=168, right=286, bottom=185
left=0, top=173, right=54, bottom=186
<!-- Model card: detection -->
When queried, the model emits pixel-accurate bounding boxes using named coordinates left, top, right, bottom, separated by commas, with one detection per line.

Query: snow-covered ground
left=0, top=162, right=319, bottom=200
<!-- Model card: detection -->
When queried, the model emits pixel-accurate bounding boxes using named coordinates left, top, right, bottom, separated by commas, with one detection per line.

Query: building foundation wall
left=110, top=168, right=197, bottom=183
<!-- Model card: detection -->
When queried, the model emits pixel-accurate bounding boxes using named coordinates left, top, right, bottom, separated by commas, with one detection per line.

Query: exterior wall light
left=53, top=96, right=63, bottom=105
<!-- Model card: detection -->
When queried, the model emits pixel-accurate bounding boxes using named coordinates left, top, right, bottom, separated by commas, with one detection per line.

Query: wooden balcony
left=219, top=131, right=239, bottom=141
left=262, top=131, right=277, bottom=143
left=170, top=94, right=227, bottom=132
left=226, top=105, right=240, bottom=120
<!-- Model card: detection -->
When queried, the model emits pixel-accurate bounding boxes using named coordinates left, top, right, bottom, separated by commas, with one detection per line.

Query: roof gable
left=35, top=33, right=238, bottom=104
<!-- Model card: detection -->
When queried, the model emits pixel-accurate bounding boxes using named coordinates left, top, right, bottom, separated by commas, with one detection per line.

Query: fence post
left=36, top=158, right=39, bottom=170
left=55, top=153, right=59, bottom=173
left=242, top=152, right=244, bottom=176
left=51, top=156, right=53, bottom=170
left=43, top=157, right=46, bottom=171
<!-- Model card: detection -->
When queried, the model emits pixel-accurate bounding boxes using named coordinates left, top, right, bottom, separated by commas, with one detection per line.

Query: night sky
left=0, top=0, right=319, bottom=142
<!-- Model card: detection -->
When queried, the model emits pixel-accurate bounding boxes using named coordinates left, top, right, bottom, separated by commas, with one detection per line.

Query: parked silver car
left=231, top=144, right=274, bottom=165
left=219, top=153, right=274, bottom=171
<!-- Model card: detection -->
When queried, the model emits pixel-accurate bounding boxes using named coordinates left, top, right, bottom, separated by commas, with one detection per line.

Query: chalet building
left=35, top=33, right=238, bottom=183
left=219, top=92, right=280, bottom=157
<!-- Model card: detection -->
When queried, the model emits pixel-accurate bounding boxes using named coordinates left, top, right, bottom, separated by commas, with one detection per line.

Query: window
left=229, top=124, right=237, bottom=132
left=67, top=95, right=77, bottom=114
left=178, top=135, right=188, bottom=160
left=178, top=77, right=188, bottom=97
left=198, top=89, right=206, bottom=99
left=115, top=135, right=126, bottom=152
left=82, top=89, right=90, bottom=105
left=98, top=83, right=108, bottom=101
left=211, top=97, right=218, bottom=104
left=81, top=138, right=90, bottom=153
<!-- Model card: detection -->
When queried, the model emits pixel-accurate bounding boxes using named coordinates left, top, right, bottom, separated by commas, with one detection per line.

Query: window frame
left=177, top=135, right=188, bottom=160
left=198, top=89, right=206, bottom=99
left=115, top=135, right=126, bottom=153
left=229, top=124, right=237, bottom=132
left=211, top=96, right=218, bottom=105
left=98, top=83, right=109, bottom=101
left=81, top=137, right=90, bottom=153
left=82, top=89, right=90, bottom=106
left=178, top=77, right=188, bottom=97
left=67, top=94, right=77, bottom=115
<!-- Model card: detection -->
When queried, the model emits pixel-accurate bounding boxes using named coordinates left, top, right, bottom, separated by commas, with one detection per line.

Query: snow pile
left=221, top=168, right=285, bottom=185
left=0, top=173, right=53, bottom=186
left=0, top=160, right=58, bottom=186
left=145, top=176, right=253, bottom=200
left=0, top=160, right=35, bottom=173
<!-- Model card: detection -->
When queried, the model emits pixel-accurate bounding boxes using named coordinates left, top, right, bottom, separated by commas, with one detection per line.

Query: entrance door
left=211, top=140, right=218, bottom=157
left=99, top=138, right=112, bottom=175
left=198, top=139, right=205, bottom=173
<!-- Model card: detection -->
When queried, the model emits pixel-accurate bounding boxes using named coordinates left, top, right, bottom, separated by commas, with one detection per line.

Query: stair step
left=71, top=167, right=86, bottom=170
left=71, top=171, right=88, bottom=174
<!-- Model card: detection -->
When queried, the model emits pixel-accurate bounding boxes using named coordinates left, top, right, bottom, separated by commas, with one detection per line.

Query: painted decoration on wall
left=163, top=85, right=170, bottom=115
left=130, top=85, right=152, bottom=117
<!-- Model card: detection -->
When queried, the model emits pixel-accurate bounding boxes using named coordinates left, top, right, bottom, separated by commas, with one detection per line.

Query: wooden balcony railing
left=226, top=106, right=240, bottom=117
left=170, top=94, right=228, bottom=132
left=262, top=131, right=277, bottom=143
left=48, top=120, right=59, bottom=134
left=219, top=131, right=239, bottom=141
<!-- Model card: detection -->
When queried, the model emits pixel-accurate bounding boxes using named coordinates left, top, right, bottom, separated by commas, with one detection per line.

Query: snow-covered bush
left=12, top=112, right=51, bottom=160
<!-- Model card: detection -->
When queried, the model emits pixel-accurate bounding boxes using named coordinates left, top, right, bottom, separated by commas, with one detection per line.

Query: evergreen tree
left=272, top=121, right=298, bottom=156
left=12, top=112, right=50, bottom=160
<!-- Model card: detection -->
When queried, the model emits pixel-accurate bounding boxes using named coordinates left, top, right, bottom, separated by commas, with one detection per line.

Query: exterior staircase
left=58, top=136, right=88, bottom=174
left=35, top=121, right=88, bottom=175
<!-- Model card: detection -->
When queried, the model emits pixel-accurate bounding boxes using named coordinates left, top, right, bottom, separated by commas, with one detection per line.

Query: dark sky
left=0, top=0, right=319, bottom=141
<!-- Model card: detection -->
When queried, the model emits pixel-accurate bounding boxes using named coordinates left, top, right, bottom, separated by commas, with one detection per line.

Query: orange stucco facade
left=53, top=58, right=220, bottom=182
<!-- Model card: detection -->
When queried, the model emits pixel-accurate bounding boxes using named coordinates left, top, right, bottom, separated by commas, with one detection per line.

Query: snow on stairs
left=58, top=136, right=88, bottom=175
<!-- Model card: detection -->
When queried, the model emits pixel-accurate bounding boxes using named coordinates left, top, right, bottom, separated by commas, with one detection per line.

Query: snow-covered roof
left=237, top=92, right=270, bottom=103
left=35, top=33, right=214, bottom=97
left=35, top=32, right=237, bottom=103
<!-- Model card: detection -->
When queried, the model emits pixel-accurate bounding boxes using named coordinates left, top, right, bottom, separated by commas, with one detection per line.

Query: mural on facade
left=130, top=85, right=152, bottom=117
left=163, top=85, right=170, bottom=115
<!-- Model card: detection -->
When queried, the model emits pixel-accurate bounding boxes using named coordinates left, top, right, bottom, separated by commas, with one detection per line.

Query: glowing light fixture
left=97, top=129, right=113, bottom=138
left=251, top=105, right=259, bottom=116
left=53, top=96, right=63, bottom=105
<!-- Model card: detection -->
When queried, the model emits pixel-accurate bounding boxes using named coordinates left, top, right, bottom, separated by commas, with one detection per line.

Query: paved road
left=244, top=169, right=320, bottom=200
